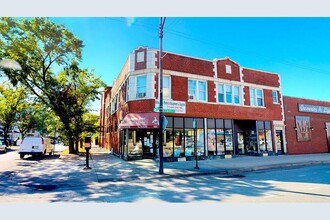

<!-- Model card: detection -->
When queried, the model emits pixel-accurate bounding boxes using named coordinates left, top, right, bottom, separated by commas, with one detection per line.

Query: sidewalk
left=78, top=146, right=330, bottom=183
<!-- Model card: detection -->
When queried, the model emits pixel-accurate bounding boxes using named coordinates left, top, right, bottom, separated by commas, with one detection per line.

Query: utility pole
left=158, top=17, right=166, bottom=175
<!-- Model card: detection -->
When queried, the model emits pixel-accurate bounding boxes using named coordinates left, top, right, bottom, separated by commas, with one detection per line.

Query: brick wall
left=216, top=59, right=241, bottom=81
left=243, top=68, right=280, bottom=87
left=134, top=47, right=147, bottom=70
left=160, top=52, right=214, bottom=77
left=284, top=96, right=330, bottom=154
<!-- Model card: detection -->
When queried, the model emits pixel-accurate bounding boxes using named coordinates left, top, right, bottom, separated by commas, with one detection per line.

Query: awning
left=119, top=112, right=159, bottom=129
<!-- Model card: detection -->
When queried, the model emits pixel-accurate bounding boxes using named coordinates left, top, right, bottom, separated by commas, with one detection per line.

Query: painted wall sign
left=295, top=116, right=311, bottom=142
left=298, top=104, right=330, bottom=115
left=154, top=100, right=186, bottom=114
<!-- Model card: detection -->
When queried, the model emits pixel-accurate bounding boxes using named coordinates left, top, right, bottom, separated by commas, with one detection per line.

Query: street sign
left=163, top=116, right=168, bottom=131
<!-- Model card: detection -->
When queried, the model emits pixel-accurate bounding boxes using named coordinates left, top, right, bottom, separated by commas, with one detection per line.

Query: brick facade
left=101, top=47, right=286, bottom=158
left=284, top=96, right=330, bottom=154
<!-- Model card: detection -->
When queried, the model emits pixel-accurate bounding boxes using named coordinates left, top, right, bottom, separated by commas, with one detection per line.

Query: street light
left=0, top=58, right=22, bottom=71
left=158, top=17, right=166, bottom=175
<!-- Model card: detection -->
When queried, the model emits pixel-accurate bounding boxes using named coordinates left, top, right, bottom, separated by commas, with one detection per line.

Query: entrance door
left=237, top=132, right=245, bottom=155
left=275, top=130, right=284, bottom=154
left=137, top=130, right=156, bottom=159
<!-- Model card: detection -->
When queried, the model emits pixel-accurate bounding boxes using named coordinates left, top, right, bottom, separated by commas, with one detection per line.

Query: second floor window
left=272, top=90, right=279, bottom=103
left=163, top=76, right=171, bottom=99
left=250, top=88, right=264, bottom=107
left=126, top=78, right=130, bottom=101
left=217, top=84, right=241, bottom=105
left=188, top=79, right=207, bottom=101
left=136, top=75, right=147, bottom=98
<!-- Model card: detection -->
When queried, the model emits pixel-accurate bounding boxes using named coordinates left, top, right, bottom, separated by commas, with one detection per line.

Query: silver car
left=0, top=140, right=7, bottom=153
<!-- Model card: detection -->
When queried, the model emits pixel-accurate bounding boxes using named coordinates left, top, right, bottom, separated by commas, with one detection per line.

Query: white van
left=19, top=136, right=53, bottom=159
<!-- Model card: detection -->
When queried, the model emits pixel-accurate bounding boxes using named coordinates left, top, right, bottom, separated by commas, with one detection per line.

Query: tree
left=0, top=83, right=26, bottom=146
left=58, top=64, right=104, bottom=151
left=0, top=17, right=104, bottom=153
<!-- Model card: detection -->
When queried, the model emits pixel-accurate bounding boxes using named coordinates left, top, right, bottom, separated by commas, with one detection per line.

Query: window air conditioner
left=137, top=92, right=146, bottom=98
left=188, top=95, right=196, bottom=100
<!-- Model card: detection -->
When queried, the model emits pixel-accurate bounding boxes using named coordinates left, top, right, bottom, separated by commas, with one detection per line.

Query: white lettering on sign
left=155, top=100, right=186, bottom=114
left=298, top=104, right=330, bottom=115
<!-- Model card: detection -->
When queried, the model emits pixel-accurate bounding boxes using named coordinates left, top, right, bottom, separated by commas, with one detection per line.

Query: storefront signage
left=154, top=100, right=186, bottom=114
left=298, top=104, right=330, bottom=115
left=119, top=113, right=159, bottom=129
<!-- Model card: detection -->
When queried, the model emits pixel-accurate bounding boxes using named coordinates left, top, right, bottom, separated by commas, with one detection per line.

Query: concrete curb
left=94, top=160, right=330, bottom=183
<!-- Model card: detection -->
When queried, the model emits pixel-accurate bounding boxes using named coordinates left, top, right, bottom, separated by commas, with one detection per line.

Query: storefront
left=119, top=113, right=276, bottom=161
left=119, top=112, right=159, bottom=160
left=102, top=46, right=286, bottom=160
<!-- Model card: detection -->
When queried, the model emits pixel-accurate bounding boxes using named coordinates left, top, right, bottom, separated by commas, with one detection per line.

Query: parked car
left=19, top=136, right=53, bottom=159
left=0, top=140, right=7, bottom=153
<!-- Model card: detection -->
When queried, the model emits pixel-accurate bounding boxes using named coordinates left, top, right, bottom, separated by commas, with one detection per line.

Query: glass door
left=237, top=132, right=245, bottom=155
left=275, top=130, right=284, bottom=154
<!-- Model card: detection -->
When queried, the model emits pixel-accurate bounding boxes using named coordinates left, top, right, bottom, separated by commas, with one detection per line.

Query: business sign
left=154, top=100, right=186, bottom=114
left=298, top=104, right=330, bottom=115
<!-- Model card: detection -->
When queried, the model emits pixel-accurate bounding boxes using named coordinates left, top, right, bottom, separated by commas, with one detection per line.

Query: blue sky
left=47, top=17, right=330, bottom=112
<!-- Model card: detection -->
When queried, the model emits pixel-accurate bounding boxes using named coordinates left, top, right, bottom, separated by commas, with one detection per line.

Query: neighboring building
left=100, top=46, right=287, bottom=161
left=283, top=96, right=330, bottom=154
left=99, top=86, right=111, bottom=149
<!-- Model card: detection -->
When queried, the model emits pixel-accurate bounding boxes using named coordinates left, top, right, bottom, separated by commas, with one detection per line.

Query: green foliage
left=0, top=17, right=104, bottom=153
left=0, top=83, right=27, bottom=145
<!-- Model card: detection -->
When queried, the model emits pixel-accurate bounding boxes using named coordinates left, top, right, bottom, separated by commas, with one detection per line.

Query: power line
left=106, top=17, right=330, bottom=76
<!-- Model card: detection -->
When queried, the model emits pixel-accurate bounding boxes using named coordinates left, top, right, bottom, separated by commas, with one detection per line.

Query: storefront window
left=164, top=129, right=174, bottom=157
left=174, top=129, right=184, bottom=157
left=225, top=129, right=233, bottom=154
left=216, top=128, right=225, bottom=155
left=265, top=130, right=273, bottom=152
left=127, top=130, right=142, bottom=157
left=184, top=129, right=195, bottom=156
left=259, top=130, right=266, bottom=152
left=207, top=129, right=216, bottom=155
left=197, top=128, right=205, bottom=156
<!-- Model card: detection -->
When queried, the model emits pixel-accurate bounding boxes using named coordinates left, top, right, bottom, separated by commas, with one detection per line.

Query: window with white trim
left=225, top=85, right=232, bottom=104
left=198, top=81, right=207, bottom=101
left=233, top=86, right=240, bottom=104
left=111, top=99, right=115, bottom=114
left=137, top=51, right=144, bottom=62
left=126, top=77, right=129, bottom=101
left=250, top=88, right=264, bottom=107
left=225, top=65, right=232, bottom=74
left=188, top=79, right=207, bottom=101
left=272, top=90, right=278, bottom=103
left=163, top=76, right=171, bottom=99
left=217, top=84, right=224, bottom=103
left=136, top=75, right=147, bottom=98
left=217, top=84, right=241, bottom=104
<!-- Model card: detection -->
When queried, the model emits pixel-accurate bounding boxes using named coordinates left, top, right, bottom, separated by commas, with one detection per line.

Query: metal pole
left=194, top=119, right=199, bottom=169
left=84, top=148, right=91, bottom=170
left=158, top=17, right=166, bottom=175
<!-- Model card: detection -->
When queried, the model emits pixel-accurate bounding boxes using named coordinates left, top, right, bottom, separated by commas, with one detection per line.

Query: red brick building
left=99, top=86, right=111, bottom=149
left=100, top=47, right=287, bottom=161
left=283, top=96, right=330, bottom=154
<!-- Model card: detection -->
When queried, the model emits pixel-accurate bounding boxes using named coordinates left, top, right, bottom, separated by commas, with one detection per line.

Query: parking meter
left=84, top=136, right=92, bottom=169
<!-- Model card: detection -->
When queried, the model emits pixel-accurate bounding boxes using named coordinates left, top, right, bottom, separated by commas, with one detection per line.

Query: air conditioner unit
left=137, top=92, right=146, bottom=98
left=188, top=95, right=196, bottom=100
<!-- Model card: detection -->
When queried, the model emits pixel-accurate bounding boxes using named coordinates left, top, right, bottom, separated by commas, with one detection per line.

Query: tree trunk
left=75, top=140, right=79, bottom=152
left=69, top=138, right=75, bottom=154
